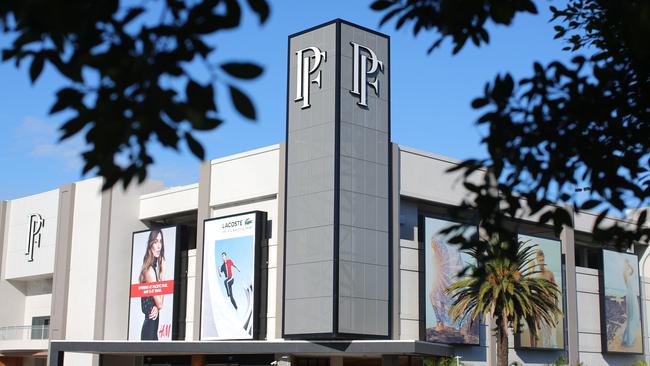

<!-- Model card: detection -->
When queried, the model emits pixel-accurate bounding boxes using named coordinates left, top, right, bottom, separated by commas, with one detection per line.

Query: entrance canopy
left=49, top=340, right=454, bottom=366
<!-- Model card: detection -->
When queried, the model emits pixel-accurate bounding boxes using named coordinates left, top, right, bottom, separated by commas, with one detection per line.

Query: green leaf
left=380, top=7, right=405, bottom=27
left=186, top=81, right=216, bottom=111
left=580, top=199, right=600, bottom=211
left=59, top=116, right=89, bottom=141
left=519, top=0, right=537, bottom=14
left=471, top=97, right=489, bottom=109
left=122, top=7, right=145, bottom=24
left=221, top=62, right=263, bottom=79
left=193, top=117, right=223, bottom=131
left=29, top=54, right=45, bottom=84
left=371, top=0, right=394, bottom=11
left=229, top=85, right=256, bottom=120
left=246, top=0, right=270, bottom=24
left=185, top=132, right=205, bottom=160
left=637, top=211, right=648, bottom=228
left=50, top=88, right=83, bottom=114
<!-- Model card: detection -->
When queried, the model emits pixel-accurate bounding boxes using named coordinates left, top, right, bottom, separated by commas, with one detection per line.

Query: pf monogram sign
left=350, top=42, right=384, bottom=107
left=285, top=21, right=390, bottom=338
left=294, top=46, right=327, bottom=109
left=26, top=213, right=45, bottom=262
left=293, top=42, right=384, bottom=109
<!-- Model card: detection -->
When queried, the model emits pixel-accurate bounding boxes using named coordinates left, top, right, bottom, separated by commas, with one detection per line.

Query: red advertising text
left=158, top=323, right=172, bottom=339
left=130, top=280, right=175, bottom=298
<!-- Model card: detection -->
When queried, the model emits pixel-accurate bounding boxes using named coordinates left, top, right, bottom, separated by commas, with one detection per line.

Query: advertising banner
left=201, top=212, right=261, bottom=340
left=602, top=250, right=643, bottom=354
left=515, top=234, right=565, bottom=349
left=128, top=227, right=178, bottom=341
left=424, top=216, right=480, bottom=345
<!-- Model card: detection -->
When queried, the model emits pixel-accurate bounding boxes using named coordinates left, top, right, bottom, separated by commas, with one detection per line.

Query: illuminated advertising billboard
left=424, top=216, right=480, bottom=345
left=128, top=226, right=179, bottom=340
left=602, top=249, right=643, bottom=354
left=201, top=212, right=264, bottom=340
left=515, top=234, right=565, bottom=349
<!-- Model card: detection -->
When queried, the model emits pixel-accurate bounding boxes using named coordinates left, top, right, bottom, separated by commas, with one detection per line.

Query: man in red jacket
left=219, top=251, right=240, bottom=309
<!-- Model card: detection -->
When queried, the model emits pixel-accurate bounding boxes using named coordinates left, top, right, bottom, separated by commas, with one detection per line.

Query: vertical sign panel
left=515, top=235, right=565, bottom=349
left=284, top=22, right=338, bottom=337
left=201, top=212, right=261, bottom=340
left=602, top=250, right=643, bottom=354
left=424, top=217, right=479, bottom=345
left=284, top=19, right=391, bottom=339
left=337, top=22, right=390, bottom=338
left=128, top=227, right=178, bottom=340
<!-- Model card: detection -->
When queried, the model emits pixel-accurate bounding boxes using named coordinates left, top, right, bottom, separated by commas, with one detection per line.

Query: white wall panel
left=210, top=145, right=280, bottom=206
left=65, top=178, right=103, bottom=340
left=139, top=182, right=194, bottom=220
left=23, top=293, right=51, bottom=325
left=399, top=319, right=419, bottom=341
left=4, top=189, right=59, bottom=280
left=577, top=292, right=601, bottom=334
left=574, top=210, right=628, bottom=234
left=399, top=147, right=481, bottom=206
left=399, top=270, right=418, bottom=321
left=576, top=267, right=599, bottom=293
left=185, top=249, right=196, bottom=340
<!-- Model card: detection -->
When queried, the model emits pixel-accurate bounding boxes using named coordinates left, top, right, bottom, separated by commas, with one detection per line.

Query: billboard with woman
left=602, top=250, right=643, bottom=354
left=200, top=212, right=264, bottom=340
left=515, top=234, right=564, bottom=349
left=128, top=227, right=178, bottom=341
left=424, top=216, right=480, bottom=345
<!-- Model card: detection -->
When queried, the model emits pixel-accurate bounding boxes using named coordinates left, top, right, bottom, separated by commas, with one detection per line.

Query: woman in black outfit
left=140, top=229, right=166, bottom=340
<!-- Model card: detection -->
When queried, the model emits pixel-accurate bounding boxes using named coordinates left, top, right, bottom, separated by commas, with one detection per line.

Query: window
left=31, top=316, right=49, bottom=340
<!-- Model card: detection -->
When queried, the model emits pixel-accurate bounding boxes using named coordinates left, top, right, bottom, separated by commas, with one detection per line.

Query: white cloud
left=13, top=116, right=85, bottom=172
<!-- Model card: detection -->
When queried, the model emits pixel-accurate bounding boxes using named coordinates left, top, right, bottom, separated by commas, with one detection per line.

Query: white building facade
left=1, top=19, right=648, bottom=366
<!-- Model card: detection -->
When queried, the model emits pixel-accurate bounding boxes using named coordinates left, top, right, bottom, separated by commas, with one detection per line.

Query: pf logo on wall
left=26, top=213, right=44, bottom=262
left=293, top=42, right=383, bottom=109
left=294, top=46, right=327, bottom=109
left=350, top=42, right=384, bottom=107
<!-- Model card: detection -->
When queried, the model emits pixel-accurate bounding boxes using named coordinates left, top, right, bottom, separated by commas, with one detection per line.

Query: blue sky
left=0, top=1, right=572, bottom=200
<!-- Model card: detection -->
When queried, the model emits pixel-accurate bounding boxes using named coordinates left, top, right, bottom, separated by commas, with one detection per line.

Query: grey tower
left=283, top=19, right=391, bottom=338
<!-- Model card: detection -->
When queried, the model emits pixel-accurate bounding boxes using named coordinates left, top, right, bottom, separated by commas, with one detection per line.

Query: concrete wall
left=210, top=145, right=279, bottom=207
left=63, top=179, right=103, bottom=366
left=185, top=249, right=197, bottom=340
left=65, top=178, right=103, bottom=341
left=399, top=147, right=480, bottom=207
left=3, top=189, right=59, bottom=280
left=0, top=201, right=27, bottom=329
left=139, top=184, right=196, bottom=220
left=398, top=200, right=419, bottom=340
left=22, top=279, right=52, bottom=325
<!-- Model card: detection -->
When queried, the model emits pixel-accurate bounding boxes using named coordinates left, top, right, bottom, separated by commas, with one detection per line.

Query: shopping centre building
left=1, top=20, right=648, bottom=366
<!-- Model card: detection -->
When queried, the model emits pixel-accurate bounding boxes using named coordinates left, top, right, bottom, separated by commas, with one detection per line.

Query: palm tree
left=447, top=236, right=562, bottom=366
